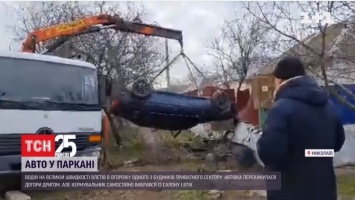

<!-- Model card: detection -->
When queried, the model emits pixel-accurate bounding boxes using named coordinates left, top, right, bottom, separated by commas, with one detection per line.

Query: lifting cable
left=149, top=52, right=182, bottom=85
left=145, top=48, right=207, bottom=139
left=149, top=49, right=207, bottom=97
left=181, top=52, right=206, bottom=96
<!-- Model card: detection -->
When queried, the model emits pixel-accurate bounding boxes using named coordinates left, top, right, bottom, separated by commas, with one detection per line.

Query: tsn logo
left=21, top=134, right=77, bottom=157
left=300, top=12, right=334, bottom=26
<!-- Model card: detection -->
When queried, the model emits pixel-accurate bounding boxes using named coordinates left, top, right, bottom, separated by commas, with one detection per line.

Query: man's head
left=273, top=56, right=306, bottom=87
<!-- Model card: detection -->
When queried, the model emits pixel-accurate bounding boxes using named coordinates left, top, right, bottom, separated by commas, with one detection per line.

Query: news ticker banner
left=21, top=157, right=98, bottom=172
left=22, top=172, right=281, bottom=190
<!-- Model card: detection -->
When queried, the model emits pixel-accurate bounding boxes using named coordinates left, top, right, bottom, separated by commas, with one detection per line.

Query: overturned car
left=110, top=79, right=237, bottom=131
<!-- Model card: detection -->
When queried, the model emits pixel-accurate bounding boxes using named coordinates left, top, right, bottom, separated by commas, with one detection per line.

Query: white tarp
left=334, top=124, right=355, bottom=167
left=190, top=123, right=355, bottom=167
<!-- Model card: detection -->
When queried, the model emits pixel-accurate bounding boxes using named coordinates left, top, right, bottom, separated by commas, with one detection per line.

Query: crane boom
left=22, top=14, right=183, bottom=53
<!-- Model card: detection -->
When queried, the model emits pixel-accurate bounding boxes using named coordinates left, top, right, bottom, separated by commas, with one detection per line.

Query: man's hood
left=275, top=76, right=329, bottom=106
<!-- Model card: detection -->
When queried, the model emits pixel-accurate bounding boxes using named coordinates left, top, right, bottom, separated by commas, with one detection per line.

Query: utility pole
left=165, top=39, right=170, bottom=88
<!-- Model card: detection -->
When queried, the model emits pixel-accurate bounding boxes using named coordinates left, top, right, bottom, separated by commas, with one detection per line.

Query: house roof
left=256, top=22, right=346, bottom=76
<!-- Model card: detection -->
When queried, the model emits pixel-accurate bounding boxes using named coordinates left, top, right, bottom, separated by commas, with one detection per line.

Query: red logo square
left=21, top=135, right=55, bottom=157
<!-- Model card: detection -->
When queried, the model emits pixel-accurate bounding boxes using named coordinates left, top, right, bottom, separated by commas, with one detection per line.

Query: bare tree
left=9, top=1, right=165, bottom=88
left=8, top=1, right=167, bottom=145
left=209, top=13, right=272, bottom=91
left=243, top=1, right=355, bottom=110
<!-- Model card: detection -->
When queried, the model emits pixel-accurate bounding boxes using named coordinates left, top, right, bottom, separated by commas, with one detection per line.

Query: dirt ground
left=16, top=126, right=355, bottom=200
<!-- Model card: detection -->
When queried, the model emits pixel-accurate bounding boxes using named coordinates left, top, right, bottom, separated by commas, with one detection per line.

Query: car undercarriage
left=110, top=79, right=238, bottom=132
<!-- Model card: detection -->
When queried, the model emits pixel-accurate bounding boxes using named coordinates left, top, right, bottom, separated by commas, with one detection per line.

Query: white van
left=0, top=51, right=110, bottom=174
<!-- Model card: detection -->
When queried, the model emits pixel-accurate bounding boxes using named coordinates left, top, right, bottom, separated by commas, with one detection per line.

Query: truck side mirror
left=105, top=76, right=112, bottom=96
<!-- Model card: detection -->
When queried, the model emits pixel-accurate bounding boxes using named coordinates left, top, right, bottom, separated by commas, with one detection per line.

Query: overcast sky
left=0, top=2, right=18, bottom=51
left=0, top=1, right=237, bottom=86
left=145, top=2, right=235, bottom=82
left=0, top=1, right=342, bottom=86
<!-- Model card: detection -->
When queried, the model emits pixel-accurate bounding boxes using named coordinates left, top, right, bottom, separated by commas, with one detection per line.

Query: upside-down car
left=110, top=79, right=237, bottom=132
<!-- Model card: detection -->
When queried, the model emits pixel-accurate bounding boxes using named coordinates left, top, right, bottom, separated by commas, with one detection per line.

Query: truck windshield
left=0, top=57, right=99, bottom=106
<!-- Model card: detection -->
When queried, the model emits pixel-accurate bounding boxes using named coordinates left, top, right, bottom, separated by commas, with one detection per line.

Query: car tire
left=211, top=90, right=230, bottom=112
left=229, top=143, right=258, bottom=169
left=131, top=79, right=153, bottom=98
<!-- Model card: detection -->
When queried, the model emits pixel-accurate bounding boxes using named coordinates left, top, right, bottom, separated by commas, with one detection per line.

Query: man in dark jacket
left=257, top=56, right=345, bottom=200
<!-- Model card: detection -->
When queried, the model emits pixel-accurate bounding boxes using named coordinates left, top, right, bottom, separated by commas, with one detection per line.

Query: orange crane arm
left=22, top=14, right=183, bottom=53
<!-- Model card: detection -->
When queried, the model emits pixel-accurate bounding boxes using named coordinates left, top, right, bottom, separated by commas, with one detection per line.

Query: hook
left=180, top=40, right=184, bottom=52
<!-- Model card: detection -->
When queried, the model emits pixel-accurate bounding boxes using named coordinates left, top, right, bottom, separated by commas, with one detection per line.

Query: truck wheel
left=131, top=79, right=153, bottom=98
left=211, top=91, right=230, bottom=112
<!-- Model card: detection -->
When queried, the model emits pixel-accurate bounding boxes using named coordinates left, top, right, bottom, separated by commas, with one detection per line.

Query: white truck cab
left=0, top=51, right=109, bottom=174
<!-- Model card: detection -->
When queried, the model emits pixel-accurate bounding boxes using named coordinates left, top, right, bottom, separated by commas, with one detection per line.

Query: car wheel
left=131, top=79, right=153, bottom=98
left=211, top=91, right=230, bottom=111
left=229, top=143, right=258, bottom=169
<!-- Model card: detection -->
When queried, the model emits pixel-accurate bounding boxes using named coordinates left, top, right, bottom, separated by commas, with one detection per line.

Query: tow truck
left=0, top=14, right=182, bottom=174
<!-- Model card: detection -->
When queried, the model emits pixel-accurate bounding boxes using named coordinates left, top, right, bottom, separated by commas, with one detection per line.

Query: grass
left=337, top=172, right=355, bottom=198
left=103, top=126, right=201, bottom=167
left=160, top=130, right=200, bottom=148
